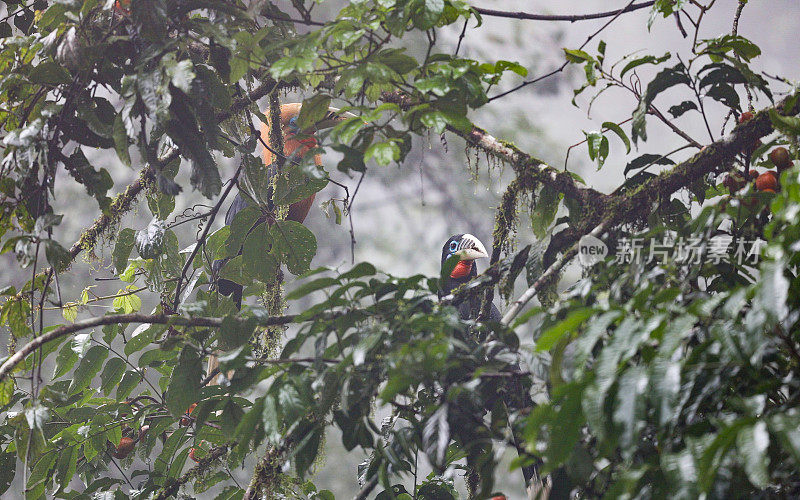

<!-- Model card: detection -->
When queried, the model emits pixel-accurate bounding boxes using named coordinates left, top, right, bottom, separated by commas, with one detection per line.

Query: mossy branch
left=500, top=93, right=800, bottom=323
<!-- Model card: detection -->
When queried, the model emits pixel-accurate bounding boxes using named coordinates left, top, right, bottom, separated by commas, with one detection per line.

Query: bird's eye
left=449, top=241, right=458, bottom=251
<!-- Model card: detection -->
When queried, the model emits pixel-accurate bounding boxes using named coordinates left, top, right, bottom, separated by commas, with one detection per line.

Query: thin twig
left=488, top=0, right=644, bottom=102
left=472, top=2, right=655, bottom=22
left=353, top=475, right=379, bottom=500
left=501, top=223, right=605, bottom=326
left=172, top=162, right=245, bottom=312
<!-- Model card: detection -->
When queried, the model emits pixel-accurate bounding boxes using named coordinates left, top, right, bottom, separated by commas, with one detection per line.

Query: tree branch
left=354, top=475, right=379, bottom=500
left=487, top=0, right=645, bottom=102
left=472, top=1, right=656, bottom=22
left=380, top=91, right=610, bottom=209
left=0, top=312, right=296, bottom=380
left=501, top=93, right=800, bottom=323
left=172, top=158, right=245, bottom=311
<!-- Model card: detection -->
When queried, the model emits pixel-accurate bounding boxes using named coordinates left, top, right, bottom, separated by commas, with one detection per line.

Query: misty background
left=1, top=0, right=799, bottom=498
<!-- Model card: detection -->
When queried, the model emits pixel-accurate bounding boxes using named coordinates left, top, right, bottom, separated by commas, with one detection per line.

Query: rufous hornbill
left=207, top=103, right=345, bottom=385
left=213, top=102, right=346, bottom=308
left=439, top=234, right=548, bottom=499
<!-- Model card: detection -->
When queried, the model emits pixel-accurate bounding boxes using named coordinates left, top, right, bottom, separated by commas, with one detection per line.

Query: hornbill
left=439, top=233, right=498, bottom=321
left=439, top=234, right=549, bottom=499
left=212, top=102, right=347, bottom=308
left=207, top=103, right=347, bottom=384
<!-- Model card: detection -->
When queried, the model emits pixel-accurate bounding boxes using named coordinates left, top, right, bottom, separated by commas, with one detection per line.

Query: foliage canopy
left=0, top=0, right=800, bottom=498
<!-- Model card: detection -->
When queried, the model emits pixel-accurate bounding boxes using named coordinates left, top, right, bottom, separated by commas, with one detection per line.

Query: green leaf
left=624, top=153, right=675, bottom=175
left=377, top=49, right=418, bottom=75
left=61, top=302, right=77, bottom=323
left=536, top=308, right=595, bottom=352
left=297, top=94, right=332, bottom=130
left=44, top=240, right=71, bottom=272
left=364, top=141, right=400, bottom=166
left=125, top=324, right=163, bottom=355
left=619, top=52, right=671, bottom=77
left=68, top=345, right=108, bottom=395
left=165, top=346, right=202, bottom=418
left=293, top=426, right=323, bottom=477
left=736, top=422, right=769, bottom=488
left=28, top=61, right=71, bottom=85
left=769, top=108, right=800, bottom=136
left=166, top=58, right=195, bottom=92
left=232, top=397, right=265, bottom=466
left=225, top=206, right=261, bottom=257
left=136, top=219, right=166, bottom=259
left=155, top=427, right=188, bottom=475
left=286, top=277, right=340, bottom=301
left=668, top=100, right=698, bottom=118
left=113, top=114, right=132, bottom=166
left=116, top=370, right=140, bottom=400
left=219, top=316, right=256, bottom=350
left=419, top=110, right=448, bottom=134
left=649, top=0, right=687, bottom=28
left=166, top=113, right=220, bottom=198
left=63, top=149, right=113, bottom=209
left=531, top=187, right=560, bottom=239
left=271, top=220, right=317, bottom=275
left=755, top=260, right=788, bottom=322
left=147, top=190, right=175, bottom=221
left=26, top=447, right=57, bottom=495
left=0, top=452, right=15, bottom=494
left=422, top=404, right=450, bottom=470
left=705, top=83, right=741, bottom=110
left=242, top=223, right=279, bottom=283
left=602, top=121, right=631, bottom=153
left=613, top=366, right=648, bottom=453
left=340, top=262, right=377, bottom=280
left=0, top=378, right=13, bottom=407
left=113, top=288, right=141, bottom=313
left=563, top=49, right=594, bottom=64
left=113, top=228, right=136, bottom=274
left=219, top=255, right=252, bottom=287
left=100, top=357, right=126, bottom=395
left=274, top=164, right=328, bottom=207
left=216, top=486, right=245, bottom=500
left=632, top=64, right=690, bottom=144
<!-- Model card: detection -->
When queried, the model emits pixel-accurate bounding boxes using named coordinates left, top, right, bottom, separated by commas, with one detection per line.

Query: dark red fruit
left=113, top=437, right=135, bottom=459
left=769, top=147, right=793, bottom=171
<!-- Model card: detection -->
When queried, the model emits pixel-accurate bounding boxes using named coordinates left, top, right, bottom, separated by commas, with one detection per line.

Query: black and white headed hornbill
left=213, top=102, right=347, bottom=308
left=439, top=234, right=548, bottom=499
left=439, top=233, right=500, bottom=321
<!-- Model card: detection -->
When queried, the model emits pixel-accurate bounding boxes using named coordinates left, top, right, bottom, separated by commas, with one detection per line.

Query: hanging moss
left=252, top=94, right=289, bottom=359
left=492, top=178, right=526, bottom=257
left=76, top=169, right=152, bottom=256
left=253, top=280, right=284, bottom=359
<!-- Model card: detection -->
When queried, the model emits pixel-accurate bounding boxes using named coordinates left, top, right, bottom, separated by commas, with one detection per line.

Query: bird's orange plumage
left=259, top=103, right=321, bottom=224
